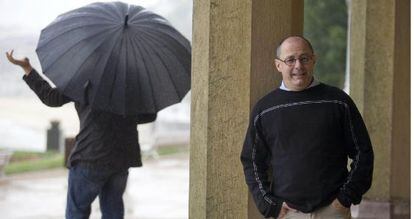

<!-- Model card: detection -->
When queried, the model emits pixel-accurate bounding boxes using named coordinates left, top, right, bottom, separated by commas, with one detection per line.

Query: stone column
left=349, top=0, right=410, bottom=218
left=189, top=0, right=303, bottom=218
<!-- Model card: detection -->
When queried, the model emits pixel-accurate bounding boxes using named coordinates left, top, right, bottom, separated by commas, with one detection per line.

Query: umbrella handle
left=124, top=15, right=129, bottom=27
left=83, top=80, right=91, bottom=105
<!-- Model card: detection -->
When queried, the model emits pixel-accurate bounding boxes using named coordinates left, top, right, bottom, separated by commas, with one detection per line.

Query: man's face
left=275, top=37, right=316, bottom=91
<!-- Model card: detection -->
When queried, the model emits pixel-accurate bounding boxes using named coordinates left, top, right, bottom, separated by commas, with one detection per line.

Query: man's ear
left=312, top=54, right=317, bottom=64
left=274, top=59, right=281, bottom=72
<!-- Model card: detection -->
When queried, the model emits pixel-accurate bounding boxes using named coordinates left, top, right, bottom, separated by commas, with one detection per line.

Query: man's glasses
left=276, top=55, right=313, bottom=66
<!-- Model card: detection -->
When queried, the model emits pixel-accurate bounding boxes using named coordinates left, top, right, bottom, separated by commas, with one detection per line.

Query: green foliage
left=5, top=151, right=64, bottom=175
left=4, top=146, right=189, bottom=175
left=156, top=144, right=188, bottom=156
left=304, top=0, right=348, bottom=88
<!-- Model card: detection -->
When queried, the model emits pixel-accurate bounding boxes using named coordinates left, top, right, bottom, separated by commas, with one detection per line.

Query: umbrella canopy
left=36, top=1, right=191, bottom=116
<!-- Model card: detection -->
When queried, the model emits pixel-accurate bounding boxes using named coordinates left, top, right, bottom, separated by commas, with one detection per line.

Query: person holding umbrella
left=6, top=2, right=191, bottom=219
left=7, top=50, right=157, bottom=218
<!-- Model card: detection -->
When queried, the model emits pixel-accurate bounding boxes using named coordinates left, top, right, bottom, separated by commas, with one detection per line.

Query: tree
left=304, top=0, right=348, bottom=88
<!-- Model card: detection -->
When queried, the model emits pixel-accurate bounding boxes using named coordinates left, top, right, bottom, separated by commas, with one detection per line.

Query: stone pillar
left=189, top=0, right=303, bottom=218
left=349, top=0, right=410, bottom=218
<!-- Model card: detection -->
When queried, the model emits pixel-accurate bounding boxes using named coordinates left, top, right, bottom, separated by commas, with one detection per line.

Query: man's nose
left=294, top=59, right=303, bottom=68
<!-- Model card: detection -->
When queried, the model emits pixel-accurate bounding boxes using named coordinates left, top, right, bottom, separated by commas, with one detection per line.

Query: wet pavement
left=0, top=154, right=189, bottom=219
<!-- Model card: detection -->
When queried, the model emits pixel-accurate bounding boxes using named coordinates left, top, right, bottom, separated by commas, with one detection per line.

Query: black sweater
left=24, top=69, right=156, bottom=169
left=240, top=83, right=373, bottom=217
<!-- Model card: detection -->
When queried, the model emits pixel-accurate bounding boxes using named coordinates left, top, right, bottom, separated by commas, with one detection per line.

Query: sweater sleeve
left=23, top=69, right=71, bottom=107
left=135, top=113, right=157, bottom=124
left=240, top=106, right=282, bottom=218
left=337, top=97, right=374, bottom=207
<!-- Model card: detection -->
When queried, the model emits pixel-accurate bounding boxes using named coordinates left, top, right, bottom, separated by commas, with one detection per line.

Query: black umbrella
left=36, top=1, right=191, bottom=116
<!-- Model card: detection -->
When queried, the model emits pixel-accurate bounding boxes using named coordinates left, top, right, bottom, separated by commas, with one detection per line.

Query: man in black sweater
left=6, top=50, right=156, bottom=219
left=240, top=36, right=373, bottom=219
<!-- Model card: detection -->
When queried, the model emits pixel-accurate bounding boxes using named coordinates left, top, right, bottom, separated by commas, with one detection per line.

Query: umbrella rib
left=137, top=29, right=190, bottom=72
left=43, top=27, right=121, bottom=74
left=56, top=2, right=122, bottom=24
left=49, top=12, right=116, bottom=26
left=61, top=28, right=121, bottom=94
left=37, top=23, right=117, bottom=50
left=119, top=31, right=128, bottom=115
left=138, top=34, right=183, bottom=100
left=90, top=3, right=124, bottom=21
left=39, top=2, right=131, bottom=50
left=129, top=33, right=188, bottom=71
left=106, top=33, right=125, bottom=114
left=128, top=9, right=152, bottom=21
left=129, top=33, right=158, bottom=111
left=132, top=23, right=190, bottom=48
left=134, top=35, right=186, bottom=110
left=42, top=8, right=120, bottom=42
left=125, top=30, right=143, bottom=115
left=132, top=26, right=190, bottom=58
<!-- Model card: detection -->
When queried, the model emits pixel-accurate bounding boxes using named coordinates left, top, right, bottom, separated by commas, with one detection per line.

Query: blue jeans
left=65, top=165, right=129, bottom=219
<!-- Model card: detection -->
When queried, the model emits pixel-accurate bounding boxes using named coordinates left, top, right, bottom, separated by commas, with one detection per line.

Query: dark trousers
left=65, top=165, right=129, bottom=219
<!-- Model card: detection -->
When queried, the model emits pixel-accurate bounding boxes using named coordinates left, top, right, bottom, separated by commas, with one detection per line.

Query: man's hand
left=331, top=198, right=349, bottom=211
left=6, top=50, right=33, bottom=75
left=277, top=202, right=297, bottom=219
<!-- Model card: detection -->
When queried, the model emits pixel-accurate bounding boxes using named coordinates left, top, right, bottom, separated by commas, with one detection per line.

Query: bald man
left=241, top=36, right=373, bottom=219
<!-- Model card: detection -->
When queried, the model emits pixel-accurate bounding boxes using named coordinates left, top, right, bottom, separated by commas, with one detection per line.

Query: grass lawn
left=156, top=144, right=188, bottom=156
left=4, top=151, right=64, bottom=175
left=3, top=145, right=188, bottom=175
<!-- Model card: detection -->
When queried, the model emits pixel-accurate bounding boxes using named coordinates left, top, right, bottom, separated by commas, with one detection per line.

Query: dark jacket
left=24, top=69, right=156, bottom=169
left=240, top=83, right=374, bottom=218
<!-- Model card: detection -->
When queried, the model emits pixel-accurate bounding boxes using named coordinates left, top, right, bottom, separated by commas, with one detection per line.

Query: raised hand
left=6, top=50, right=33, bottom=75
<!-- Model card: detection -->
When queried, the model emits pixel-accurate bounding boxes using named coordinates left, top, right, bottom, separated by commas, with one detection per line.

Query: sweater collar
left=280, top=77, right=320, bottom=91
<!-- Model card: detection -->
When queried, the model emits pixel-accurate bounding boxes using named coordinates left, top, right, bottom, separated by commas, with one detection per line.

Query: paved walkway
left=0, top=154, right=189, bottom=219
